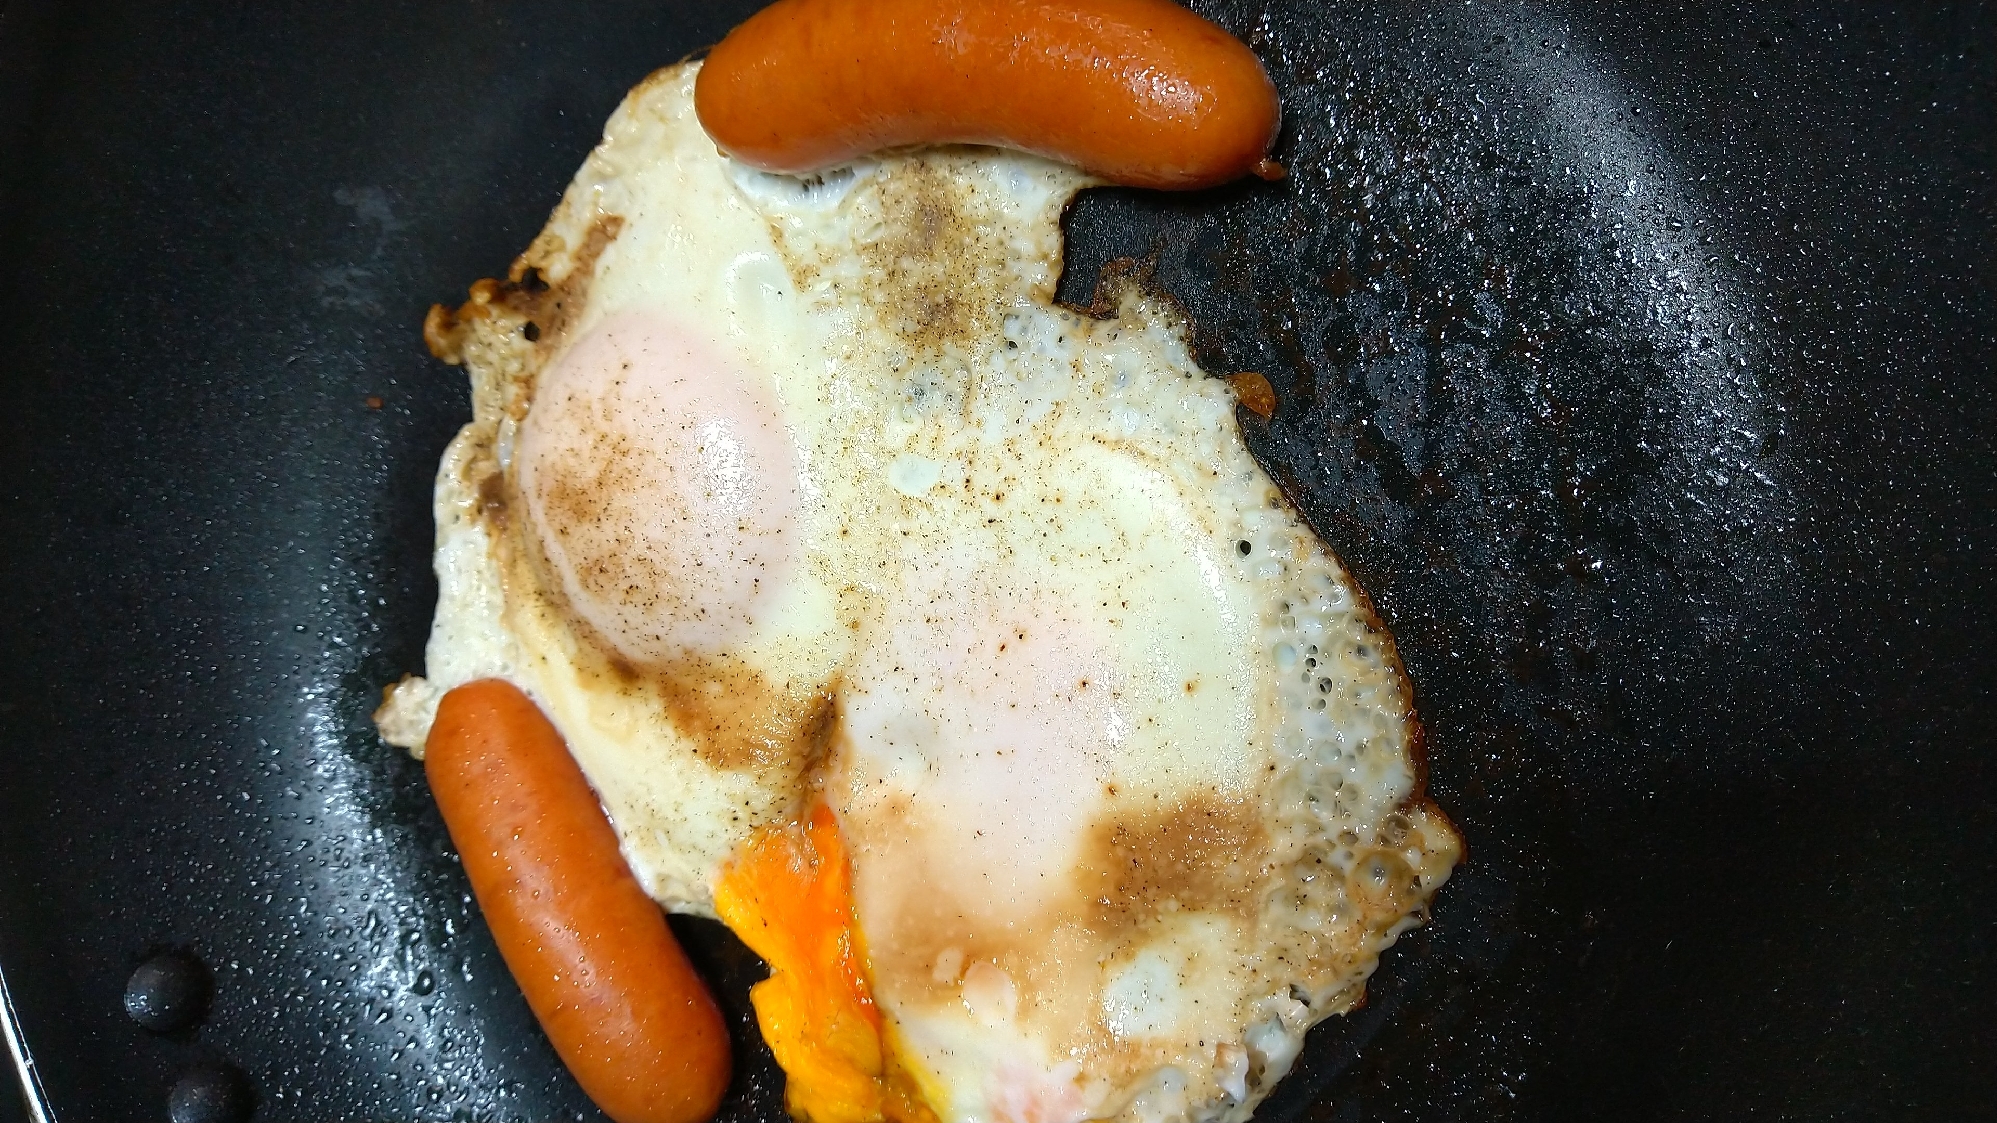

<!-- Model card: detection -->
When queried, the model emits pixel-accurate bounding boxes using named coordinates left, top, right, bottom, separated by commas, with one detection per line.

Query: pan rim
left=0, top=963, right=57, bottom=1123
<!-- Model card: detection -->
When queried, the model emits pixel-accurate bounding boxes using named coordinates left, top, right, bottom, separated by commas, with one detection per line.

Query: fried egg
left=378, top=63, right=1460, bottom=1123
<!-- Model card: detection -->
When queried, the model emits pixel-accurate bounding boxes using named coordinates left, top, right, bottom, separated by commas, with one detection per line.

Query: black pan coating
left=1, top=1, right=1992, bottom=1120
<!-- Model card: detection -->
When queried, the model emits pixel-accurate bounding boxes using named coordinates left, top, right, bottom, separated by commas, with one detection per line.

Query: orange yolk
left=714, top=803, right=937, bottom=1123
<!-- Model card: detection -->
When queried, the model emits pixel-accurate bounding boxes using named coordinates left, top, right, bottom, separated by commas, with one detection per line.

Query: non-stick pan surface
left=2, top=2, right=1992, bottom=1120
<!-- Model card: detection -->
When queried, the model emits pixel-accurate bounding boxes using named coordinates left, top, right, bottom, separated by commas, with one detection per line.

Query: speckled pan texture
left=0, top=2, right=1992, bottom=1122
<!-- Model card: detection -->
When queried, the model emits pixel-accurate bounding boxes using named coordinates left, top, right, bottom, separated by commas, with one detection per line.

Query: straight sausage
left=427, top=679, right=731, bottom=1123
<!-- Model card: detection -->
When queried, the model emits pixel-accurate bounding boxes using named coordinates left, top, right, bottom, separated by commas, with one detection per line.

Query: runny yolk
left=713, top=803, right=938, bottom=1123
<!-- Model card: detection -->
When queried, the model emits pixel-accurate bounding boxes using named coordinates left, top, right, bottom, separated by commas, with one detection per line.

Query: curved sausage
left=694, top=0, right=1283, bottom=191
left=427, top=679, right=731, bottom=1123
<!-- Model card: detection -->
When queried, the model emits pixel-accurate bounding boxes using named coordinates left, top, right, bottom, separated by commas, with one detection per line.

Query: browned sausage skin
left=694, top=0, right=1283, bottom=191
left=427, top=679, right=732, bottom=1123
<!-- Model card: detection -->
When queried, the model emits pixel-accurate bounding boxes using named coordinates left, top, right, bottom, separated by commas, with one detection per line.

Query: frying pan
left=2, top=1, right=1992, bottom=1119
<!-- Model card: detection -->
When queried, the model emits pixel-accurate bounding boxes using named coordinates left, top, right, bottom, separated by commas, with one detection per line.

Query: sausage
left=426, top=679, right=731, bottom=1123
left=693, top=0, right=1283, bottom=191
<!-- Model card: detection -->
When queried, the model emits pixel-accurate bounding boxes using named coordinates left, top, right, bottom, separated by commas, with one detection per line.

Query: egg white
left=380, top=63, right=1460, bottom=1123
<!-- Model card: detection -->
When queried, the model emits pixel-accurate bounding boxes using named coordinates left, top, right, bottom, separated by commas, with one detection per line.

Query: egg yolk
left=515, top=308, right=802, bottom=665
left=714, top=804, right=938, bottom=1123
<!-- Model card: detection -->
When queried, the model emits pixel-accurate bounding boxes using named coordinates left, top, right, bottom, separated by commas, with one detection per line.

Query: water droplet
left=124, top=951, right=213, bottom=1033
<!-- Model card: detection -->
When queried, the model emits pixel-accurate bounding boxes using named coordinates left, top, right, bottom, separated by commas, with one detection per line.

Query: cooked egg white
left=380, top=63, right=1460, bottom=1123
